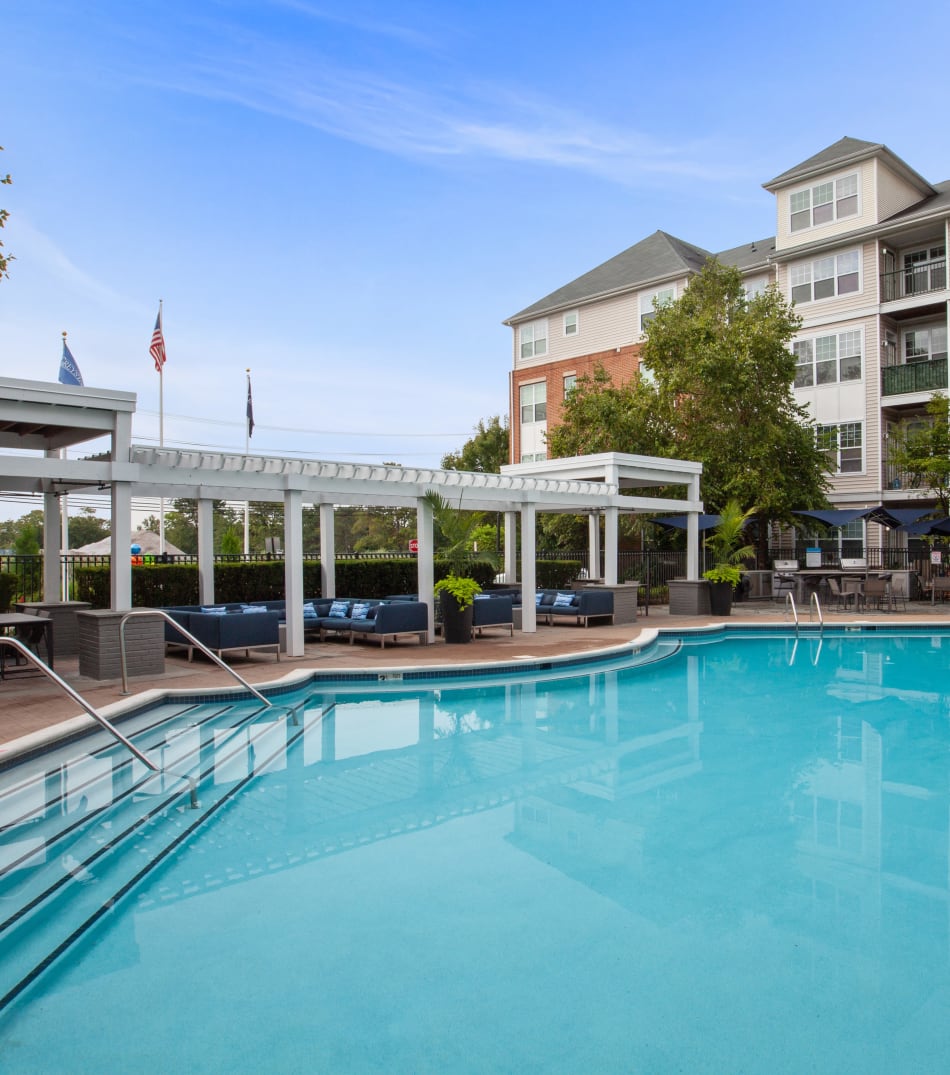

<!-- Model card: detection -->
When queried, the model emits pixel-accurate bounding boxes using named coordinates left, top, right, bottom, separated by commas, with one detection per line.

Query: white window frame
left=817, top=421, right=864, bottom=474
left=519, top=320, right=548, bottom=360
left=563, top=373, right=577, bottom=398
left=793, top=329, right=863, bottom=388
left=640, top=287, right=675, bottom=331
left=903, top=323, right=948, bottom=365
left=790, top=250, right=861, bottom=304
left=519, top=380, right=547, bottom=425
left=563, top=311, right=578, bottom=336
left=789, top=172, right=859, bottom=232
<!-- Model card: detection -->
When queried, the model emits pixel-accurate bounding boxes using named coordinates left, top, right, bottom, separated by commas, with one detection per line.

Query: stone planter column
left=16, top=600, right=91, bottom=657
left=668, top=579, right=711, bottom=616
left=78, top=609, right=165, bottom=681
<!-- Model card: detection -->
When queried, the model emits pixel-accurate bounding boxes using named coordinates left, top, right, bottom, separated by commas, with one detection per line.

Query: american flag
left=150, top=305, right=167, bottom=372
left=246, top=372, right=255, bottom=438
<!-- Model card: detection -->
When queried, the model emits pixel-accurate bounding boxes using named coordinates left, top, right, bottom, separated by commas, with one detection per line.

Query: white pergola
left=0, top=377, right=704, bottom=653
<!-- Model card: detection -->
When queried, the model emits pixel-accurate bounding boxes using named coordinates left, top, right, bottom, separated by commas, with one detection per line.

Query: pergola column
left=504, top=510, right=518, bottom=584
left=520, top=503, right=537, bottom=633
left=587, top=512, right=600, bottom=580
left=319, top=502, right=335, bottom=598
left=417, top=497, right=435, bottom=642
left=686, top=472, right=702, bottom=580
left=604, top=507, right=619, bottom=584
left=43, top=474, right=61, bottom=601
left=110, top=482, right=133, bottom=610
left=197, top=496, right=214, bottom=605
left=283, top=488, right=304, bottom=657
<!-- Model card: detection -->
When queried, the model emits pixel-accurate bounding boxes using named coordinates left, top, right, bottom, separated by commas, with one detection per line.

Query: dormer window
left=790, top=173, right=859, bottom=231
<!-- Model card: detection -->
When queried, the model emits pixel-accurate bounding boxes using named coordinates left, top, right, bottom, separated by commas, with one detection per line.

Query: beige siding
left=875, top=159, right=927, bottom=222
left=779, top=242, right=877, bottom=326
left=775, top=162, right=874, bottom=251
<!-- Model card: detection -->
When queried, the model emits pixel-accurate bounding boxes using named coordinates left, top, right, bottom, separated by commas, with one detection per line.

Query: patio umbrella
left=649, top=514, right=721, bottom=532
left=792, top=506, right=904, bottom=529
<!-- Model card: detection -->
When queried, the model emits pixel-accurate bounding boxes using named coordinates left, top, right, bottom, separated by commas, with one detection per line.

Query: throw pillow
left=328, top=600, right=350, bottom=618
left=200, top=606, right=227, bottom=615
left=242, top=605, right=268, bottom=614
left=553, top=592, right=575, bottom=608
left=350, top=602, right=371, bottom=620
left=302, top=601, right=317, bottom=619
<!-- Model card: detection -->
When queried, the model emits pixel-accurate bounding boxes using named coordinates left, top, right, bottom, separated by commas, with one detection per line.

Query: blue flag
left=58, top=339, right=84, bottom=386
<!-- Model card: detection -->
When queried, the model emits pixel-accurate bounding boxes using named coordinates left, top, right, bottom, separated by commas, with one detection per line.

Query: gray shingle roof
left=763, top=136, right=936, bottom=197
left=504, top=230, right=713, bottom=324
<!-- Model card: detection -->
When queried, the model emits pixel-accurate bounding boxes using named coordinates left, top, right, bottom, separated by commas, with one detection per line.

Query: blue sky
left=3, top=0, right=950, bottom=510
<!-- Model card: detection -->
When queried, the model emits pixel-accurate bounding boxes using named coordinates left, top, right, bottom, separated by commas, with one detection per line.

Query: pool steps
left=0, top=698, right=308, bottom=1012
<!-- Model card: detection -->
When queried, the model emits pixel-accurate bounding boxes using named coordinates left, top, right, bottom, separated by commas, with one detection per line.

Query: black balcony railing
left=881, top=259, right=947, bottom=302
left=882, top=357, right=948, bottom=396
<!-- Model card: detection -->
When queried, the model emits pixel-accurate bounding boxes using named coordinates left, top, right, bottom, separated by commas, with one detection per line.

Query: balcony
left=881, top=357, right=947, bottom=397
left=881, top=259, right=946, bottom=303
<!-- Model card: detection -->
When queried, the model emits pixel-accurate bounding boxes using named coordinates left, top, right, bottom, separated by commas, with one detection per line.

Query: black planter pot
left=440, top=591, right=474, bottom=644
left=708, top=580, right=734, bottom=617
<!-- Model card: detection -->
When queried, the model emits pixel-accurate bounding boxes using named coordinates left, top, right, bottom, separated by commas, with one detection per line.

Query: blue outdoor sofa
left=306, top=598, right=428, bottom=647
left=161, top=604, right=282, bottom=661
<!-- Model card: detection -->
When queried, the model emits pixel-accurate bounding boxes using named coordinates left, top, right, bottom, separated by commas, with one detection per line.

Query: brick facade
left=510, top=344, right=641, bottom=463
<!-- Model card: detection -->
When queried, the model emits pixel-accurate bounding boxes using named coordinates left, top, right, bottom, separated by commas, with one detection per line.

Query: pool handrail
left=809, top=591, right=824, bottom=626
left=119, top=609, right=273, bottom=707
left=0, top=635, right=186, bottom=788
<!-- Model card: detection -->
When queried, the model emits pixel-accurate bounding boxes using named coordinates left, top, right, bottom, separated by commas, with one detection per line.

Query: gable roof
left=763, top=136, right=936, bottom=197
left=504, top=230, right=713, bottom=324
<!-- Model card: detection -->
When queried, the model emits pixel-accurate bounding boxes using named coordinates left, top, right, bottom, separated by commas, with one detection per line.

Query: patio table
left=0, top=612, right=54, bottom=677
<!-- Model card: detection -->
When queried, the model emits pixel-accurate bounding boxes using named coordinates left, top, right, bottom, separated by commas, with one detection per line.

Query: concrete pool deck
left=3, top=599, right=950, bottom=756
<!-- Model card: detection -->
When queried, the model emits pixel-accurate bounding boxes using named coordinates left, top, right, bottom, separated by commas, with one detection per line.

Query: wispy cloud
left=150, top=31, right=741, bottom=186
left=264, top=0, right=440, bottom=50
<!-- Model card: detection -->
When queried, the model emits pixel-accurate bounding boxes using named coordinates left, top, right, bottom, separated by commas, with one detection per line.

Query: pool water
left=3, top=628, right=950, bottom=1072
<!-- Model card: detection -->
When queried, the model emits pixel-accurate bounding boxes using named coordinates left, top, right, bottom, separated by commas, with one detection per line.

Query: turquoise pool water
left=3, top=627, right=950, bottom=1072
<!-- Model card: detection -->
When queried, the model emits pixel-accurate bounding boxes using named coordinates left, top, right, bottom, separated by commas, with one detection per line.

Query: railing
left=881, top=259, right=947, bottom=302
left=0, top=636, right=198, bottom=808
left=881, top=357, right=947, bottom=397
left=117, top=610, right=301, bottom=725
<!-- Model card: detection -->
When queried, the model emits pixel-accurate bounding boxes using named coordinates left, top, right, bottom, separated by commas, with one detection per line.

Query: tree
left=441, top=415, right=509, bottom=472
left=67, top=507, right=110, bottom=548
left=548, top=261, right=831, bottom=564
left=888, top=392, right=950, bottom=515
left=0, top=146, right=12, bottom=280
left=161, top=498, right=241, bottom=553
left=546, top=366, right=674, bottom=459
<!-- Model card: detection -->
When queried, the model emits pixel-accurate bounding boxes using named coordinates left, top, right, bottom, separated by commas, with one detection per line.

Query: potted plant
left=702, top=499, right=756, bottom=616
left=424, top=490, right=500, bottom=644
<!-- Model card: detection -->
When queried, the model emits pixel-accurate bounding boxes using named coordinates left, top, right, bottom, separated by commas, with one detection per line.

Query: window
left=817, top=422, right=863, bottom=474
left=519, top=320, right=548, bottom=359
left=563, top=374, right=576, bottom=398
left=519, top=381, right=546, bottom=424
left=793, top=330, right=862, bottom=388
left=790, top=251, right=860, bottom=304
left=790, top=173, right=859, bottom=231
left=563, top=311, right=578, bottom=336
left=743, top=275, right=769, bottom=299
left=903, top=245, right=947, bottom=295
left=904, top=324, right=948, bottom=364
left=640, top=287, right=674, bottom=330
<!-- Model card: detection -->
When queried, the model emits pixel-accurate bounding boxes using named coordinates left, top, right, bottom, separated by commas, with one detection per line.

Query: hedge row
left=69, top=559, right=582, bottom=609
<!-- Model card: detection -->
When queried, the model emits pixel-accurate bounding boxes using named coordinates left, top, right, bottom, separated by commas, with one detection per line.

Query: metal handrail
left=809, top=591, right=824, bottom=626
left=785, top=591, right=798, bottom=626
left=0, top=636, right=198, bottom=808
left=118, top=610, right=275, bottom=708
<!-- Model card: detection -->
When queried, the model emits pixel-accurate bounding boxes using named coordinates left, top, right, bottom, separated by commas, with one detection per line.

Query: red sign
left=409, top=539, right=419, bottom=554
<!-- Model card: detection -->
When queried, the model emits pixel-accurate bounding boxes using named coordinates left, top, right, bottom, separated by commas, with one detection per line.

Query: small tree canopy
left=442, top=415, right=509, bottom=473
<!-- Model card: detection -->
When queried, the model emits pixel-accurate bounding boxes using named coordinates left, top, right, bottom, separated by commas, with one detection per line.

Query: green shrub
left=0, top=571, right=17, bottom=611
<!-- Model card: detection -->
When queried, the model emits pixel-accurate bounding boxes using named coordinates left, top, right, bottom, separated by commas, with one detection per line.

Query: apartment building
left=504, top=138, right=949, bottom=542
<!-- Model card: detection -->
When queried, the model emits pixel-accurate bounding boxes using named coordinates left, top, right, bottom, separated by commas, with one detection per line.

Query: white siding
left=775, top=163, right=872, bottom=251
left=779, top=242, right=877, bottom=324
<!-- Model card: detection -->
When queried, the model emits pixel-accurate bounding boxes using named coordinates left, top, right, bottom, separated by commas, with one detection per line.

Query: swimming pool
left=2, top=626, right=950, bottom=1072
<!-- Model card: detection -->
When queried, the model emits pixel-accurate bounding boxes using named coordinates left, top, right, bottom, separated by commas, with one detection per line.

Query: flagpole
left=156, top=300, right=166, bottom=554
left=244, top=367, right=251, bottom=555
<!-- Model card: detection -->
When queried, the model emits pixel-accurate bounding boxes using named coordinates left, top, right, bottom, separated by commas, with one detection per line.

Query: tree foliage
left=547, top=261, right=830, bottom=562
left=888, top=393, right=950, bottom=515
left=441, top=415, right=509, bottom=472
